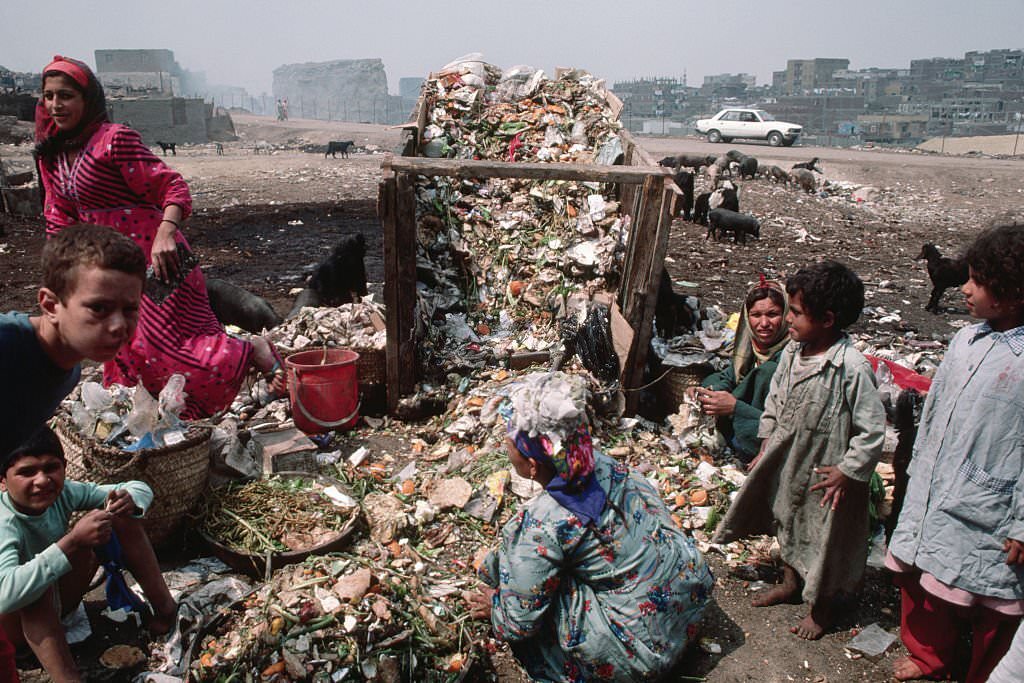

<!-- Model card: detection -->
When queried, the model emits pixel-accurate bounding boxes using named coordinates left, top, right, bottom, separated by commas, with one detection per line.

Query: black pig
left=206, top=278, right=282, bottom=333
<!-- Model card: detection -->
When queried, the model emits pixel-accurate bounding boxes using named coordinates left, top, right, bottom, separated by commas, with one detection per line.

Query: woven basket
left=54, top=414, right=212, bottom=546
left=354, top=347, right=386, bottom=386
left=285, top=347, right=385, bottom=387
left=656, top=364, right=714, bottom=413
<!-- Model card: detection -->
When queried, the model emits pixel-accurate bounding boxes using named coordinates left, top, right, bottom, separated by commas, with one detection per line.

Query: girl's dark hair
left=2, top=426, right=64, bottom=475
left=965, top=224, right=1024, bottom=305
left=34, top=60, right=109, bottom=161
left=745, top=286, right=785, bottom=312
left=786, top=260, right=864, bottom=329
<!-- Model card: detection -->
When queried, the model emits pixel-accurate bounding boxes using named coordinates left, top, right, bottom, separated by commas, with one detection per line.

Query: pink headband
left=43, top=55, right=89, bottom=89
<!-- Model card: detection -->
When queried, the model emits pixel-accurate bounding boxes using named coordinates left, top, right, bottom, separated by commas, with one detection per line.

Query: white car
left=695, top=108, right=802, bottom=146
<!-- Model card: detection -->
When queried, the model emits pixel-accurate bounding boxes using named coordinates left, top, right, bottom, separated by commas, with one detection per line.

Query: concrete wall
left=99, top=72, right=181, bottom=95
left=106, top=97, right=209, bottom=144
left=95, top=49, right=177, bottom=74
left=272, top=58, right=402, bottom=123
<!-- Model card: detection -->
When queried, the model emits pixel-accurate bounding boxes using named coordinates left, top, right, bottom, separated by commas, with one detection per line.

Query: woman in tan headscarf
left=687, top=276, right=789, bottom=464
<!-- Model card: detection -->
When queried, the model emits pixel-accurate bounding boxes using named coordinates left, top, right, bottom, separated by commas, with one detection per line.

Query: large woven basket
left=54, top=414, right=212, bottom=546
left=354, top=346, right=386, bottom=386
left=656, top=364, right=714, bottom=413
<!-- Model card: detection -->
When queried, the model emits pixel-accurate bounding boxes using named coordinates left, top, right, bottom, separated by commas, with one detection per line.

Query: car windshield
left=754, top=110, right=775, bottom=121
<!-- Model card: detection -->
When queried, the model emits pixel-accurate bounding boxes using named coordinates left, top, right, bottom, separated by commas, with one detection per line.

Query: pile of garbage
left=188, top=553, right=485, bottom=682
left=413, top=55, right=633, bottom=372
left=270, top=300, right=387, bottom=354
left=65, top=375, right=188, bottom=450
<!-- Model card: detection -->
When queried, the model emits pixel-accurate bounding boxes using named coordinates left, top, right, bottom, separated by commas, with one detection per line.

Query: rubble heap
left=412, top=55, right=630, bottom=374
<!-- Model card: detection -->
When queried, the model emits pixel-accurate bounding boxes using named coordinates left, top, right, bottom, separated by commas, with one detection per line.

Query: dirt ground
left=2, top=117, right=1023, bottom=683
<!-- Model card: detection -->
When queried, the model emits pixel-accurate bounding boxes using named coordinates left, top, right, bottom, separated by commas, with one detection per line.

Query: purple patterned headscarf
left=503, top=373, right=606, bottom=525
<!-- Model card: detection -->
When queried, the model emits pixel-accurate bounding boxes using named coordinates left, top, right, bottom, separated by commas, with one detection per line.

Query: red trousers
left=895, top=572, right=1020, bottom=683
left=0, top=625, right=18, bottom=682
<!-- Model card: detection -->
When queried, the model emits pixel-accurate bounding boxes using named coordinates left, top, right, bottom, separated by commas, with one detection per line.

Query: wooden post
left=387, top=156, right=664, bottom=184
left=394, top=174, right=418, bottom=400
left=380, top=162, right=421, bottom=413
left=619, top=177, right=673, bottom=415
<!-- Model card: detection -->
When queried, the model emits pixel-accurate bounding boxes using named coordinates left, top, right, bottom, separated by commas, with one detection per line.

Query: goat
left=791, top=157, right=823, bottom=173
left=253, top=140, right=272, bottom=155
left=155, top=141, right=176, bottom=156
left=789, top=168, right=816, bottom=193
left=761, top=164, right=789, bottom=185
left=288, top=234, right=369, bottom=318
left=325, top=140, right=355, bottom=159
left=707, top=209, right=760, bottom=244
left=658, top=153, right=713, bottom=171
left=738, top=156, right=758, bottom=179
left=709, top=181, right=739, bottom=213
left=655, top=268, right=696, bottom=338
left=671, top=170, right=694, bottom=220
left=692, top=192, right=711, bottom=225
left=916, top=243, right=968, bottom=313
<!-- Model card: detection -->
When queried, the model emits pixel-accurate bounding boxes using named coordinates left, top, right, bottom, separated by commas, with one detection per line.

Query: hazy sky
left=2, top=0, right=1021, bottom=95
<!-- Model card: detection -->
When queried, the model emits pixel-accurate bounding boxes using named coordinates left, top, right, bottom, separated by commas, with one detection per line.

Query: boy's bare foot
left=892, top=656, right=926, bottom=681
left=790, top=600, right=831, bottom=640
left=790, top=612, right=826, bottom=640
left=145, top=603, right=178, bottom=637
left=751, top=564, right=801, bottom=607
left=751, top=583, right=800, bottom=607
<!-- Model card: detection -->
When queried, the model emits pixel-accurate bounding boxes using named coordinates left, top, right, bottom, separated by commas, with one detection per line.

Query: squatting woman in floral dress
left=464, top=372, right=714, bottom=682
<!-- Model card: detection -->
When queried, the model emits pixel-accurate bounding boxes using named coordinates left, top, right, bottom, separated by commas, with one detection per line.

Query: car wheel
left=707, top=130, right=722, bottom=143
left=767, top=132, right=784, bottom=147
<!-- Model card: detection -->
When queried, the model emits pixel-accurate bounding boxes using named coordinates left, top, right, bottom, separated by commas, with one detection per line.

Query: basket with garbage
left=198, top=471, right=362, bottom=577
left=54, top=374, right=211, bottom=546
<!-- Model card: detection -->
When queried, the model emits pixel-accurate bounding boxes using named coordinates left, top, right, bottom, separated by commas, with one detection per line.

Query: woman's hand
left=461, top=587, right=495, bottom=620
left=696, top=387, right=737, bottom=417
left=1004, top=539, right=1024, bottom=565
left=151, top=220, right=181, bottom=282
left=809, top=466, right=853, bottom=511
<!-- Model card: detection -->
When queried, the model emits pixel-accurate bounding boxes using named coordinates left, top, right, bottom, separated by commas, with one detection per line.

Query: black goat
left=672, top=170, right=694, bottom=220
left=692, top=192, right=711, bottom=225
left=916, top=243, right=968, bottom=313
left=155, top=141, right=176, bottom=156
left=288, top=233, right=369, bottom=318
left=655, top=268, right=695, bottom=339
left=792, top=157, right=822, bottom=173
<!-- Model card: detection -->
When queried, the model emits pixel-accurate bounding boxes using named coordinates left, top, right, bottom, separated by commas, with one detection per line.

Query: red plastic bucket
left=285, top=348, right=360, bottom=434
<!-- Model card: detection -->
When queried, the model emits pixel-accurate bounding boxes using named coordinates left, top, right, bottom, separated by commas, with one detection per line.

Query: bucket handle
left=290, top=373, right=361, bottom=429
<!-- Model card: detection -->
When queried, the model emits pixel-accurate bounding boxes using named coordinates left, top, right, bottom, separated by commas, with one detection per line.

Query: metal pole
left=1014, top=116, right=1021, bottom=156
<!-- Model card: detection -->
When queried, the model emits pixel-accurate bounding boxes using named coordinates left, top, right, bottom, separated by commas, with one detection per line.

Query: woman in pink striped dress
left=34, top=56, right=284, bottom=418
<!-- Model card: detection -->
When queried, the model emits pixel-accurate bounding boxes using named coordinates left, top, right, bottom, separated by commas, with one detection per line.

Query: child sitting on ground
left=0, top=223, right=154, bottom=681
left=888, top=223, right=1024, bottom=683
left=713, top=260, right=886, bottom=640
left=0, top=426, right=177, bottom=683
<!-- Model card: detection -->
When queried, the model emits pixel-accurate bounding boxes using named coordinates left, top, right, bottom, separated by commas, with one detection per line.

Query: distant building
left=610, top=77, right=693, bottom=130
left=701, top=73, right=755, bottom=99
left=857, top=113, right=930, bottom=143
left=273, top=59, right=403, bottom=124
left=780, top=58, right=850, bottom=95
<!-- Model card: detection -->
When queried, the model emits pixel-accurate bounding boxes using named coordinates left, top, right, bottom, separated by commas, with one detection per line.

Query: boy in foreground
left=0, top=224, right=176, bottom=682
